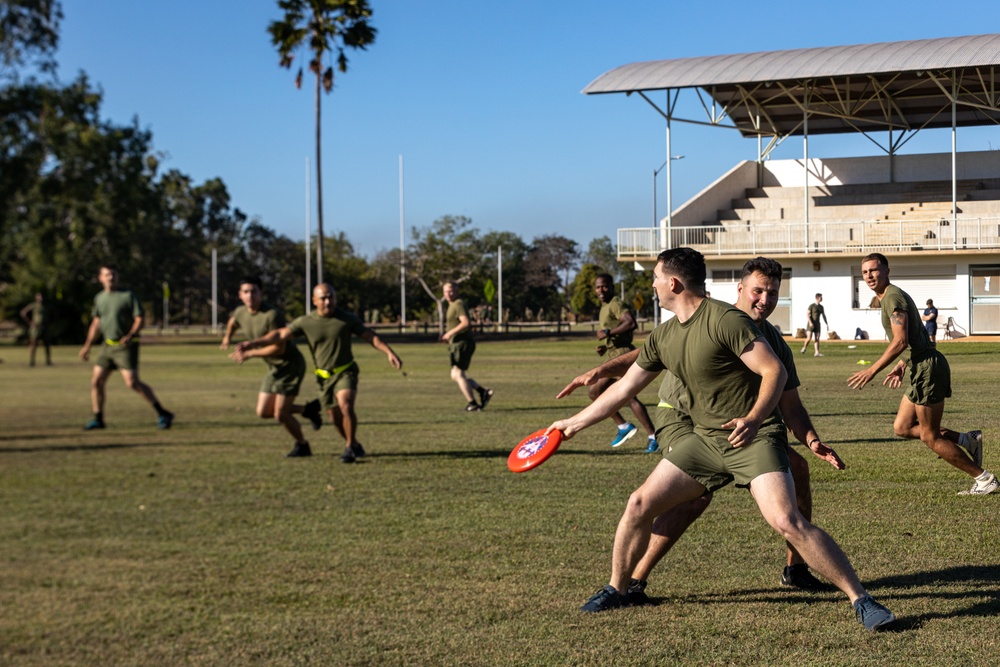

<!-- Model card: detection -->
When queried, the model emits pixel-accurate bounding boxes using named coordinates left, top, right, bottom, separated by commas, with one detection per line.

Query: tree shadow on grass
left=658, top=564, right=1000, bottom=631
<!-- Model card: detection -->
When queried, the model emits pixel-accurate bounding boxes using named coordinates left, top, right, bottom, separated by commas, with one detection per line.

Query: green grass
left=1, top=338, right=998, bottom=666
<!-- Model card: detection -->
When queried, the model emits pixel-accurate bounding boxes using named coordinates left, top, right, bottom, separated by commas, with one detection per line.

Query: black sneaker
left=286, top=441, right=312, bottom=458
left=853, top=595, right=896, bottom=631
left=157, top=411, right=174, bottom=429
left=340, top=448, right=356, bottom=463
left=302, top=400, right=323, bottom=431
left=781, top=564, right=833, bottom=592
left=350, top=442, right=366, bottom=457
left=580, top=585, right=626, bottom=613
left=625, top=579, right=652, bottom=606
left=478, top=387, right=494, bottom=410
left=465, top=401, right=481, bottom=412
left=83, top=418, right=106, bottom=431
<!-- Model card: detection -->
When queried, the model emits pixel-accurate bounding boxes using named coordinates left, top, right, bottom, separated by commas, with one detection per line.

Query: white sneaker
left=960, top=430, right=984, bottom=467
left=957, top=472, right=999, bottom=496
left=814, top=352, right=824, bottom=357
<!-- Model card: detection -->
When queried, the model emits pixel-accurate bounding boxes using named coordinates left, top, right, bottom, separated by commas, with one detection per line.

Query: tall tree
left=407, top=215, right=484, bottom=331
left=268, top=0, right=376, bottom=285
left=0, top=0, right=62, bottom=81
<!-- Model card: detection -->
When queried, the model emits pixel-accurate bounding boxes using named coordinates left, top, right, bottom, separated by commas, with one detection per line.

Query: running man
left=221, top=277, right=322, bottom=458
left=234, top=283, right=402, bottom=463
left=559, top=257, right=845, bottom=598
left=593, top=273, right=657, bottom=452
left=800, top=293, right=827, bottom=356
left=79, top=264, right=174, bottom=430
left=20, top=292, right=52, bottom=367
left=849, top=253, right=996, bottom=495
left=442, top=282, right=493, bottom=412
left=549, top=248, right=895, bottom=631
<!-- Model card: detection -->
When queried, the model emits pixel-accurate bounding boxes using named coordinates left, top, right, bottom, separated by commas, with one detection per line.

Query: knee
left=624, top=490, right=659, bottom=523
left=770, top=511, right=808, bottom=540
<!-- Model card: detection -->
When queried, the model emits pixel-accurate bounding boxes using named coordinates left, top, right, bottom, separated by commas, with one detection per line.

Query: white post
left=305, top=157, right=311, bottom=314
left=497, top=245, right=503, bottom=332
left=952, top=79, right=958, bottom=250
left=162, top=281, right=169, bottom=329
left=665, top=116, right=673, bottom=250
left=211, top=247, right=218, bottom=333
left=400, top=155, right=406, bottom=325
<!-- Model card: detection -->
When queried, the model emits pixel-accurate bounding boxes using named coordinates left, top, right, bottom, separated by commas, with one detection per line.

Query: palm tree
left=268, top=0, right=376, bottom=284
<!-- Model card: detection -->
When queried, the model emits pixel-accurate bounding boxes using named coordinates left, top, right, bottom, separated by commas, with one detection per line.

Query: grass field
left=1, top=337, right=998, bottom=666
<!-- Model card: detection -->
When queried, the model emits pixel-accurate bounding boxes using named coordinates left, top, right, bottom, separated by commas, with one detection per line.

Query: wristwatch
left=602, top=328, right=612, bottom=338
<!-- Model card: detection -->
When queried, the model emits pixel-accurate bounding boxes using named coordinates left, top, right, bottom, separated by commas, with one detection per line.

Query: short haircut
left=595, top=272, right=614, bottom=286
left=239, top=276, right=263, bottom=290
left=815, top=293, right=822, bottom=299
left=862, top=252, right=889, bottom=268
left=656, top=247, right=706, bottom=290
left=100, top=263, right=119, bottom=273
left=741, top=257, right=782, bottom=283
left=926, top=299, right=934, bottom=306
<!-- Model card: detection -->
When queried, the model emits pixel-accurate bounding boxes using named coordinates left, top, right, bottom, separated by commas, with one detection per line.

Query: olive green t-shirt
left=231, top=304, right=302, bottom=370
left=637, top=298, right=777, bottom=434
left=879, top=284, right=932, bottom=363
left=288, top=308, right=367, bottom=372
left=93, top=290, right=143, bottom=342
left=26, top=302, right=47, bottom=328
left=598, top=296, right=634, bottom=352
left=446, top=299, right=472, bottom=343
left=807, top=302, right=825, bottom=324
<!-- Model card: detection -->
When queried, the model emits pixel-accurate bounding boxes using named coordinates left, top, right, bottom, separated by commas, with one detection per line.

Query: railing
left=618, top=217, right=1000, bottom=258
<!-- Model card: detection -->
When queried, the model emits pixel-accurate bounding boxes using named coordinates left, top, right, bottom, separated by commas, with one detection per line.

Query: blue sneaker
left=644, top=437, right=659, bottom=454
left=611, top=423, right=638, bottom=448
left=853, top=595, right=896, bottom=631
left=157, top=412, right=174, bottom=430
left=580, top=585, right=626, bottom=613
left=83, top=418, right=105, bottom=431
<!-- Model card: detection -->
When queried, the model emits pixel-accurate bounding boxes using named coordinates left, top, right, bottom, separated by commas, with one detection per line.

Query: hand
left=79, top=346, right=90, bottom=362
left=882, top=364, right=904, bottom=389
left=234, top=341, right=252, bottom=354
left=120, top=334, right=133, bottom=346
left=440, top=332, right=450, bottom=343
left=228, top=348, right=247, bottom=364
left=807, top=438, right=846, bottom=470
left=595, top=345, right=608, bottom=356
left=220, top=338, right=230, bottom=350
left=547, top=419, right=578, bottom=440
left=721, top=416, right=760, bottom=448
left=847, top=369, right=875, bottom=390
left=556, top=369, right=599, bottom=399
left=387, top=352, right=403, bottom=370
left=596, top=329, right=608, bottom=341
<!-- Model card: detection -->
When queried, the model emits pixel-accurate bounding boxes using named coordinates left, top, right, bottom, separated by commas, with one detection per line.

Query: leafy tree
left=585, top=236, right=623, bottom=282
left=480, top=230, right=529, bottom=324
left=406, top=215, right=485, bottom=331
left=523, top=234, right=578, bottom=320
left=268, top=0, right=376, bottom=285
left=0, top=0, right=62, bottom=80
left=569, top=263, right=604, bottom=318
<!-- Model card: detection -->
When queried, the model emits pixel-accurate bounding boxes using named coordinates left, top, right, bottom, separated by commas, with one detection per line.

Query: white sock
left=618, top=424, right=631, bottom=431
left=975, top=470, right=992, bottom=483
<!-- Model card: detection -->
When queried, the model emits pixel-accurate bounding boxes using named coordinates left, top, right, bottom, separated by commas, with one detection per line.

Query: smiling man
left=849, top=253, right=996, bottom=495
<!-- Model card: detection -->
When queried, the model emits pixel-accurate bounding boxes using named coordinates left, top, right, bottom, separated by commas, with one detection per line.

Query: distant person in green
left=849, top=252, right=996, bottom=495
left=441, top=282, right=493, bottom=412
left=20, top=292, right=52, bottom=367
left=800, top=293, right=827, bottom=356
left=221, top=276, right=322, bottom=458
left=78, top=264, right=174, bottom=430
left=592, top=273, right=656, bottom=452
left=234, top=283, right=403, bottom=464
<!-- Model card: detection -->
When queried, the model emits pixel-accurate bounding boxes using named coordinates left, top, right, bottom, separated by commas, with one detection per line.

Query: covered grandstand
left=585, top=34, right=1000, bottom=335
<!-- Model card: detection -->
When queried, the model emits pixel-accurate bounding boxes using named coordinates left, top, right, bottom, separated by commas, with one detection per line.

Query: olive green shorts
left=96, top=341, right=140, bottom=371
left=316, top=364, right=359, bottom=410
left=653, top=406, right=695, bottom=451
left=906, top=349, right=952, bottom=405
left=664, top=421, right=789, bottom=492
left=449, top=339, right=476, bottom=371
left=605, top=344, right=635, bottom=361
left=259, top=355, right=306, bottom=397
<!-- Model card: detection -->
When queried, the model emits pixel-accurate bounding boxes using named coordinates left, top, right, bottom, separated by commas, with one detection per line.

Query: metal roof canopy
left=584, top=34, right=1000, bottom=156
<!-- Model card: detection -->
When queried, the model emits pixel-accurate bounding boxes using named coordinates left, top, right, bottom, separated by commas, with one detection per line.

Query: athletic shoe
left=580, top=585, right=626, bottom=613
left=625, top=579, right=652, bottom=606
left=340, top=448, right=356, bottom=464
left=957, top=472, right=999, bottom=496
left=644, top=438, right=660, bottom=454
left=814, top=352, right=824, bottom=357
left=83, top=419, right=106, bottom=431
left=853, top=595, right=896, bottom=631
left=781, top=564, right=833, bottom=592
left=350, top=442, right=366, bottom=458
left=302, top=399, right=323, bottom=431
left=286, top=441, right=312, bottom=458
left=465, top=401, right=481, bottom=412
left=157, top=411, right=174, bottom=430
left=611, top=423, right=638, bottom=447
left=478, top=387, right=494, bottom=410
left=959, top=430, right=983, bottom=468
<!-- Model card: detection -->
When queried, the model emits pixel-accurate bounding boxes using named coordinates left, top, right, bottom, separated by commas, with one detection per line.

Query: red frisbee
left=508, top=428, right=563, bottom=473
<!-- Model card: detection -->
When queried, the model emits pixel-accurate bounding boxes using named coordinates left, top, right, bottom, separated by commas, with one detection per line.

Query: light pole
left=652, top=155, right=684, bottom=227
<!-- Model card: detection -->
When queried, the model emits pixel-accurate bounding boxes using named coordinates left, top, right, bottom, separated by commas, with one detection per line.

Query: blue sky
left=54, top=1, right=1000, bottom=258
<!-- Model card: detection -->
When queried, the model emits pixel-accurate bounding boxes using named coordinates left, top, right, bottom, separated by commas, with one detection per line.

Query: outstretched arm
left=778, top=388, right=845, bottom=469
left=549, top=363, right=658, bottom=439
left=362, top=329, right=402, bottom=369
left=848, top=309, right=908, bottom=390
left=231, top=327, right=291, bottom=363
left=556, top=347, right=641, bottom=399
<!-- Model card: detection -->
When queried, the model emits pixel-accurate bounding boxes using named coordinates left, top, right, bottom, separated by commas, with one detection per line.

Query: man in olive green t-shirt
left=592, top=273, right=656, bottom=451
left=20, top=292, right=52, bottom=367
left=800, top=293, right=828, bottom=356
left=441, top=282, right=493, bottom=412
left=550, top=248, right=895, bottom=631
left=234, top=283, right=403, bottom=464
left=78, top=264, right=174, bottom=430
left=222, top=276, right=322, bottom=458
left=849, top=252, right=995, bottom=496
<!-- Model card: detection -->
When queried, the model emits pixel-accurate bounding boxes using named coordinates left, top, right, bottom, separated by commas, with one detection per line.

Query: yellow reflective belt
left=105, top=338, right=122, bottom=346
left=315, top=360, right=355, bottom=380
left=657, top=401, right=674, bottom=409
